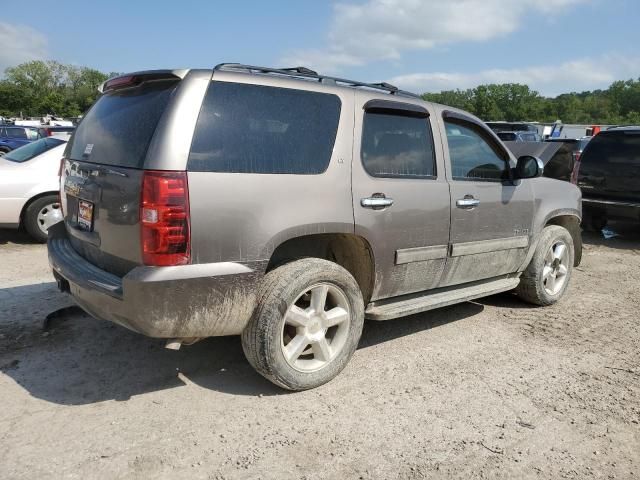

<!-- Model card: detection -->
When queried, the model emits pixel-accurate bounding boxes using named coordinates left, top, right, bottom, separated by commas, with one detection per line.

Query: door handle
left=361, top=194, right=394, bottom=210
left=456, top=196, right=480, bottom=209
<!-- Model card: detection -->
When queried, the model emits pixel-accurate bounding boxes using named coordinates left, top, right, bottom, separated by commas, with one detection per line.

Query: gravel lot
left=1, top=226, right=639, bottom=479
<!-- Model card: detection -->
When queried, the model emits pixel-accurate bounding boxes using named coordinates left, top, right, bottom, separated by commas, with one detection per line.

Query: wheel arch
left=545, top=213, right=582, bottom=267
left=266, top=233, right=376, bottom=304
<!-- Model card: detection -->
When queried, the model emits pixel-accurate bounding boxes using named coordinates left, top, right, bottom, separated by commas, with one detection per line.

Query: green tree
left=2, top=60, right=108, bottom=117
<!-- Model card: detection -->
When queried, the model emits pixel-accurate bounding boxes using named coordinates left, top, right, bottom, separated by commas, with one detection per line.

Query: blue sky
left=1, top=0, right=639, bottom=96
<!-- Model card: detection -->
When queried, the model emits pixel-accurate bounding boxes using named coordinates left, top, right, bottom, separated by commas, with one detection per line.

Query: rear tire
left=0, top=147, right=10, bottom=157
left=242, top=258, right=364, bottom=391
left=23, top=195, right=62, bottom=243
left=516, top=225, right=574, bottom=306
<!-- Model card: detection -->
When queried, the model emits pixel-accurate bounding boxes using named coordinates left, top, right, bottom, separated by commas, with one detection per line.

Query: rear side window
left=188, top=82, right=341, bottom=174
left=67, top=80, right=178, bottom=168
left=361, top=112, right=436, bottom=178
left=581, top=132, right=640, bottom=166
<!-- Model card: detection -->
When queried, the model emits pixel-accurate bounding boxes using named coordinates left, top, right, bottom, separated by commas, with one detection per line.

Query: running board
left=365, top=277, right=520, bottom=321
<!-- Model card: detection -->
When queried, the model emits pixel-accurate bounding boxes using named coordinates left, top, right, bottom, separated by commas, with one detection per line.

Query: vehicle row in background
left=495, top=120, right=640, bottom=230
left=0, top=123, right=75, bottom=156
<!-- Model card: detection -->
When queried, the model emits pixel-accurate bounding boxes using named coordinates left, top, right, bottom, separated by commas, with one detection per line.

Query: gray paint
left=145, top=69, right=212, bottom=171
left=352, top=89, right=451, bottom=300
left=50, top=66, right=584, bottom=339
left=451, top=236, right=528, bottom=256
left=395, top=245, right=448, bottom=264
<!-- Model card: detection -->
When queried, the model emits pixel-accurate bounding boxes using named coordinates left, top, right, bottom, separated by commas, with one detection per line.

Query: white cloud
left=0, top=22, right=48, bottom=75
left=282, top=0, right=588, bottom=72
left=389, top=54, right=640, bottom=96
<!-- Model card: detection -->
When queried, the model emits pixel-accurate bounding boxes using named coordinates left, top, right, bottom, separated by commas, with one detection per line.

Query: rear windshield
left=188, top=81, right=341, bottom=174
left=67, top=80, right=177, bottom=168
left=497, top=132, right=517, bottom=141
left=581, top=132, right=640, bottom=166
left=4, top=137, right=66, bottom=162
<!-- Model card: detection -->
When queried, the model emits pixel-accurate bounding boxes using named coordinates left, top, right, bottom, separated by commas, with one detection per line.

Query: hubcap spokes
left=542, top=241, right=569, bottom=295
left=281, top=283, right=350, bottom=372
left=37, top=203, right=63, bottom=234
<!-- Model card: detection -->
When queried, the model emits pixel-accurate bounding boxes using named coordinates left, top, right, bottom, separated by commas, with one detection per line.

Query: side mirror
left=514, top=155, right=544, bottom=179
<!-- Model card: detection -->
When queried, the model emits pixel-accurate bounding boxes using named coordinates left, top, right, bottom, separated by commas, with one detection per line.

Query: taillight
left=58, top=158, right=65, bottom=215
left=570, top=153, right=581, bottom=185
left=141, top=170, right=190, bottom=266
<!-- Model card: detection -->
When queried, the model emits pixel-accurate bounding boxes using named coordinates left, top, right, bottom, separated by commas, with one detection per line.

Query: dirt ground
left=0, top=225, right=639, bottom=480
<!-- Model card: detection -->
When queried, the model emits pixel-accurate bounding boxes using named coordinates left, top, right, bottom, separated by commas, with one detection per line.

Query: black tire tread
left=23, top=194, right=59, bottom=243
left=241, top=258, right=364, bottom=391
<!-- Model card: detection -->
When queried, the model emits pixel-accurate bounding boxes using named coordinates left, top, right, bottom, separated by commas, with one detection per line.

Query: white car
left=0, top=137, right=67, bottom=242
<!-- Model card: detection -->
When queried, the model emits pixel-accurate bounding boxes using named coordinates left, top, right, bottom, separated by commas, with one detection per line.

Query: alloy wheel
left=542, top=241, right=569, bottom=295
left=280, top=283, right=351, bottom=373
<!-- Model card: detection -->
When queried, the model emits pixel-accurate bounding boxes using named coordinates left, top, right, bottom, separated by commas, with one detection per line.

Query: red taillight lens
left=141, top=170, right=190, bottom=266
left=58, top=158, right=65, bottom=215
left=104, top=75, right=137, bottom=91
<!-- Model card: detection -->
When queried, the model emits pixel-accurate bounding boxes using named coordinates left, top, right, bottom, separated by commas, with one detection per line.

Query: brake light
left=104, top=75, right=138, bottom=91
left=58, top=158, right=65, bottom=215
left=141, top=171, right=190, bottom=266
left=570, top=153, right=581, bottom=185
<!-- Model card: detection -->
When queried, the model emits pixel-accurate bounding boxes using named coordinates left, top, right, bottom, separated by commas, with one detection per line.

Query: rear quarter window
left=188, top=82, right=341, bottom=174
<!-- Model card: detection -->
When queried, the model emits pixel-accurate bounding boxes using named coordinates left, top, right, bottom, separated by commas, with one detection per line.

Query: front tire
left=242, top=258, right=365, bottom=391
left=23, top=195, right=63, bottom=243
left=516, top=225, right=574, bottom=306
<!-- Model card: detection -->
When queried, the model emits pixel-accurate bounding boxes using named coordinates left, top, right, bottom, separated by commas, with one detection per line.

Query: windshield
left=581, top=132, right=640, bottom=166
left=4, top=137, right=66, bottom=162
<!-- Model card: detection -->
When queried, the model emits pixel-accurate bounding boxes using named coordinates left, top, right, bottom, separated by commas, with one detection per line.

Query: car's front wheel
left=516, top=225, right=574, bottom=306
left=242, top=258, right=364, bottom=391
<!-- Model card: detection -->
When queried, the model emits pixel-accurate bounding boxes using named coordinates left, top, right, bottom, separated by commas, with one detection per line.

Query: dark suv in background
left=577, top=127, right=640, bottom=230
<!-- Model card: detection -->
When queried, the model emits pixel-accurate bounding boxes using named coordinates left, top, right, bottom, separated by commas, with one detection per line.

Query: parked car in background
left=38, top=125, right=75, bottom=137
left=0, top=137, right=68, bottom=241
left=486, top=121, right=539, bottom=132
left=576, top=127, right=640, bottom=230
left=48, top=64, right=582, bottom=391
left=0, top=126, right=42, bottom=156
left=496, top=131, right=542, bottom=142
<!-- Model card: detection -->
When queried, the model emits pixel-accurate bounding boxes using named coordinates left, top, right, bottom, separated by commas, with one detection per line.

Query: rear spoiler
left=98, top=69, right=189, bottom=93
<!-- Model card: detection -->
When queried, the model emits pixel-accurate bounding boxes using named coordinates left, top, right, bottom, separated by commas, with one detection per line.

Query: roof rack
left=214, top=63, right=422, bottom=99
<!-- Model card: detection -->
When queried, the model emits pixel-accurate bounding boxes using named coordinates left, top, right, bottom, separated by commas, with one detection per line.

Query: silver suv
left=48, top=64, right=582, bottom=390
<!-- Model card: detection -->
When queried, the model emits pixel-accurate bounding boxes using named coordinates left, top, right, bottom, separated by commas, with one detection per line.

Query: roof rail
left=214, top=63, right=421, bottom=99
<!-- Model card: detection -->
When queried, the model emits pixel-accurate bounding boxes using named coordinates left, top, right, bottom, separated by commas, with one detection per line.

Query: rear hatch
left=61, top=74, right=181, bottom=277
left=577, top=130, right=640, bottom=202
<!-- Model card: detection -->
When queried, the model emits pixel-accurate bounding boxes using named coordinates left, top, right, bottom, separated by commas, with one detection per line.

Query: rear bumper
left=48, top=222, right=264, bottom=338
